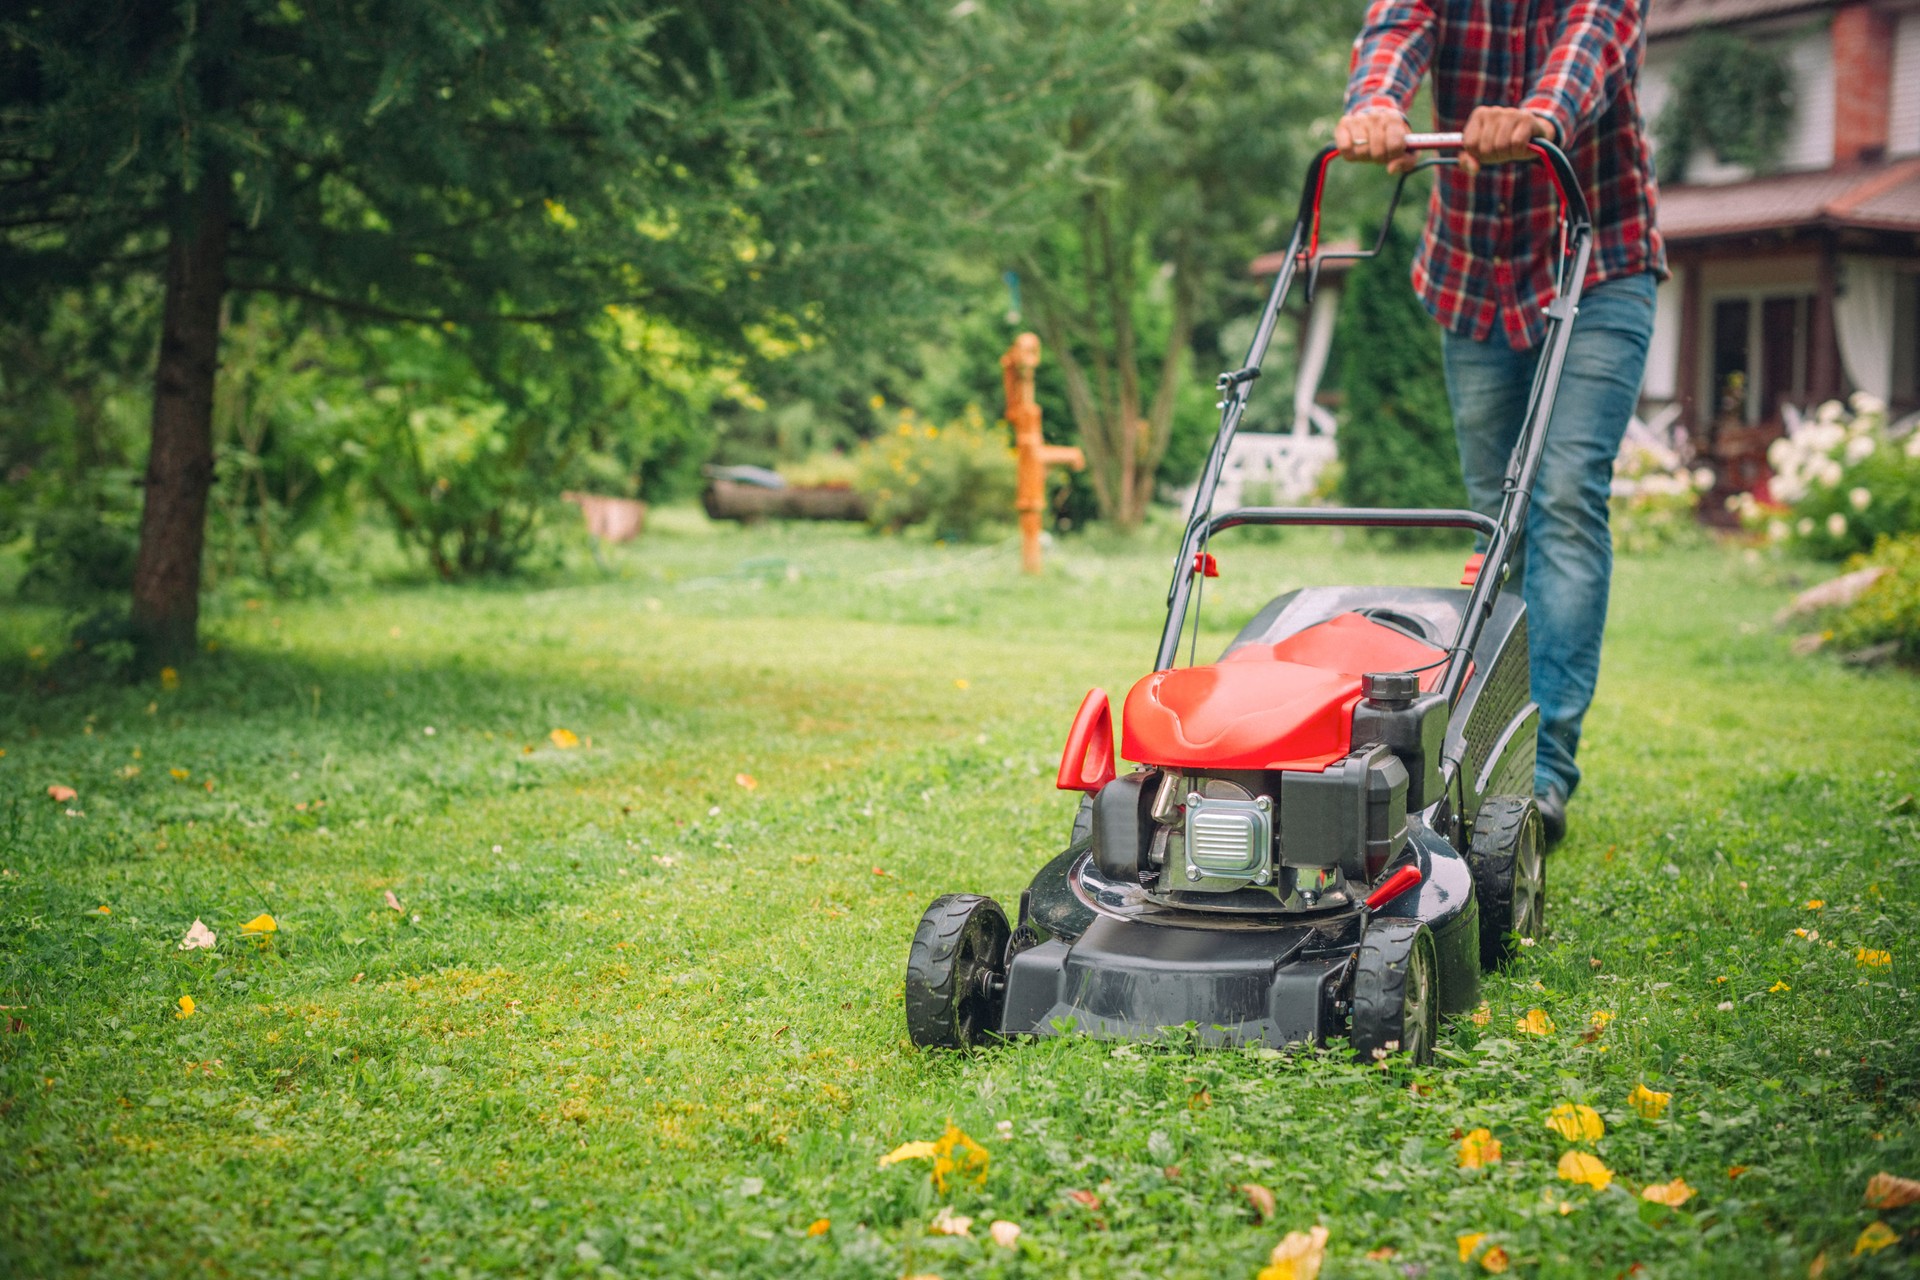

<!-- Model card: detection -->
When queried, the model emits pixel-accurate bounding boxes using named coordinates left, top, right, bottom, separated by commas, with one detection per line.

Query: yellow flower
left=1805, top=899, right=1825, bottom=910
left=1641, top=1178, right=1695, bottom=1207
left=1769, top=980, right=1791, bottom=993
left=1629, top=1083, right=1672, bottom=1120
left=1588, top=1010, right=1614, bottom=1030
left=240, top=913, right=277, bottom=936
left=805, top=1218, right=829, bottom=1237
left=1458, top=1128, right=1502, bottom=1169
left=1516, top=1008, right=1556, bottom=1036
left=1855, top=947, right=1891, bottom=969
left=1556, top=1150, right=1613, bottom=1190
left=1457, top=1232, right=1486, bottom=1263
left=549, top=728, right=580, bottom=749
left=1853, top=1221, right=1897, bottom=1256
left=930, top=1122, right=989, bottom=1193
left=170, top=768, right=190, bottom=781
left=176, top=995, right=195, bottom=1019
left=1258, top=1225, right=1329, bottom=1280
left=1546, top=1103, right=1605, bottom=1143
left=159, top=667, right=179, bottom=690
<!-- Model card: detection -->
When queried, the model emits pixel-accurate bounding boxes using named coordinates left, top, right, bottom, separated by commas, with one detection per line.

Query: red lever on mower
left=1364, top=864, right=1424, bottom=912
left=1056, top=688, right=1117, bottom=793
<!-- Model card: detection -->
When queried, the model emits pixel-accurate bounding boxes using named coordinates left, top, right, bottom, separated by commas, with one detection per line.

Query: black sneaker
left=1534, top=782, right=1568, bottom=848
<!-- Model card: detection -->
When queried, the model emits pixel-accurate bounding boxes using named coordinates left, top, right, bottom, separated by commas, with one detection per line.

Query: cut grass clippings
left=1, top=517, right=1917, bottom=1277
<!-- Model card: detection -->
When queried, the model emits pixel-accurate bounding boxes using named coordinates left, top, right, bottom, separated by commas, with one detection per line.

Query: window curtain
left=1836, top=256, right=1898, bottom=404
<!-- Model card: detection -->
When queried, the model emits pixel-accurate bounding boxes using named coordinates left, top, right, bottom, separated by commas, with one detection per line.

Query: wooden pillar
left=1674, top=252, right=1702, bottom=443
left=1001, top=334, right=1084, bottom=574
left=1809, top=234, right=1841, bottom=404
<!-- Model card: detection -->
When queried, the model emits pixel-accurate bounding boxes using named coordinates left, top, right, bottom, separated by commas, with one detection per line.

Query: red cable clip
left=1194, top=551, right=1219, bottom=579
left=1460, top=552, right=1484, bottom=586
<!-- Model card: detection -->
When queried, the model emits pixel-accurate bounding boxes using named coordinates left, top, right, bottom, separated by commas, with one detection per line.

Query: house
left=1640, top=0, right=1920, bottom=505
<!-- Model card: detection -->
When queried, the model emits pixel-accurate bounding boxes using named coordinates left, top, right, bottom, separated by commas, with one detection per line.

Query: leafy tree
left=1012, top=0, right=1360, bottom=529
left=0, top=0, right=964, bottom=664
left=1655, top=31, right=1794, bottom=183
left=1334, top=217, right=1465, bottom=521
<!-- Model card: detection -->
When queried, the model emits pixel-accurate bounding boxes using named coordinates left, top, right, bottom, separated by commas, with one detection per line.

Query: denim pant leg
left=1442, top=272, right=1656, bottom=799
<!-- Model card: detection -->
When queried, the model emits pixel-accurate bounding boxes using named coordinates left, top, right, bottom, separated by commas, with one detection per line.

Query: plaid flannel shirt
left=1344, top=0, right=1666, bottom=350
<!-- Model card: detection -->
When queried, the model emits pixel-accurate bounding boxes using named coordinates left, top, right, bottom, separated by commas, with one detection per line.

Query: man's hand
left=1459, top=106, right=1556, bottom=176
left=1335, top=111, right=1416, bottom=175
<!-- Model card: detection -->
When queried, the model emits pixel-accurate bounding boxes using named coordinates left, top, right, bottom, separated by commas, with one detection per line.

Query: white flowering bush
left=1736, top=394, right=1920, bottom=559
left=1610, top=430, right=1712, bottom=552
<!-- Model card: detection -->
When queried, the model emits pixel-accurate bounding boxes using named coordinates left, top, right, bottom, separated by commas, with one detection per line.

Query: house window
left=1708, top=291, right=1812, bottom=426
left=1895, top=272, right=1920, bottom=412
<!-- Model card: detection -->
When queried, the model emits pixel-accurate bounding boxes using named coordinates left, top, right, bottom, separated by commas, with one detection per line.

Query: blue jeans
left=1441, top=271, right=1656, bottom=801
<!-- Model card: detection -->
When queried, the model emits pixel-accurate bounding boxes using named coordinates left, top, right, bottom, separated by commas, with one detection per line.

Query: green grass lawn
left=2, top=516, right=1917, bottom=1278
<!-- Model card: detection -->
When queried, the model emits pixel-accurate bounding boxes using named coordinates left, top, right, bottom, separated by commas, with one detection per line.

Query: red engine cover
left=1120, top=612, right=1449, bottom=772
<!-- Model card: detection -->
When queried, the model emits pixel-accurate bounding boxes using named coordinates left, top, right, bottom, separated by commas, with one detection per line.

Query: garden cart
left=905, top=134, right=1591, bottom=1063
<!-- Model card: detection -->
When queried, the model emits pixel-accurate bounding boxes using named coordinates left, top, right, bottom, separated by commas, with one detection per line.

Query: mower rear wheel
left=1350, top=921, right=1438, bottom=1065
left=1467, top=796, right=1546, bottom=969
left=905, top=894, right=1011, bottom=1049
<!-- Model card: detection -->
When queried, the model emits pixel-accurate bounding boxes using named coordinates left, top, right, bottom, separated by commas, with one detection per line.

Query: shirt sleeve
left=1343, top=0, right=1437, bottom=120
left=1521, top=0, right=1642, bottom=146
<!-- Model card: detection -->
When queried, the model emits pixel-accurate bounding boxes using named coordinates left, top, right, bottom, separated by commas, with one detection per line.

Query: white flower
left=1906, top=431, right=1920, bottom=459
left=1797, top=517, right=1816, bottom=537
left=1827, top=512, right=1848, bottom=538
left=1845, top=435, right=1877, bottom=465
left=1816, top=399, right=1846, bottom=426
left=1817, top=458, right=1845, bottom=489
left=1850, top=391, right=1885, bottom=417
left=1768, top=519, right=1789, bottom=543
left=1767, top=438, right=1794, bottom=470
left=1716, top=1000, right=1735, bottom=1012
left=1691, top=468, right=1714, bottom=491
left=1850, top=487, right=1872, bottom=512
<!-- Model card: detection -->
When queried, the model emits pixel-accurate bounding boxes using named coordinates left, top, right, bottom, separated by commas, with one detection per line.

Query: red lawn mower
left=905, top=135, right=1592, bottom=1063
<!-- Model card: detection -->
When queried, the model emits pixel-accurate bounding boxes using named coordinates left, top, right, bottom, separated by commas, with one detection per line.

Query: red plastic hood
left=1120, top=612, right=1449, bottom=772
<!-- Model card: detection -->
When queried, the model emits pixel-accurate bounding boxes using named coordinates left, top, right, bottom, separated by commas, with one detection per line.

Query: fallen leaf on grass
left=805, top=1218, right=829, bottom=1236
left=734, top=773, right=757, bottom=790
left=1458, top=1233, right=1487, bottom=1262
left=1728, top=1165, right=1750, bottom=1179
left=1809, top=1250, right=1828, bottom=1277
left=170, top=769, right=190, bottom=781
left=178, top=919, right=216, bottom=951
left=176, top=995, right=195, bottom=1019
left=1189, top=1086, right=1212, bottom=1110
left=1853, top=1221, right=1897, bottom=1256
left=1516, top=1008, right=1556, bottom=1035
left=46, top=785, right=76, bottom=803
left=1546, top=1103, right=1604, bottom=1143
left=1258, top=1225, right=1328, bottom=1280
left=90, top=905, right=111, bottom=916
left=240, top=913, right=277, bottom=939
left=1469, top=1002, right=1490, bottom=1026
left=549, top=728, right=580, bottom=749
left=1641, top=1178, right=1695, bottom=1206
left=1855, top=948, right=1892, bottom=969
left=1067, top=1189, right=1101, bottom=1210
left=1365, top=1246, right=1396, bottom=1261
left=1866, top=1171, right=1920, bottom=1209
left=879, top=1140, right=937, bottom=1167
left=930, top=1206, right=972, bottom=1237
left=1458, top=1128, right=1502, bottom=1169
left=159, top=667, right=179, bottom=690
left=384, top=890, right=402, bottom=912
left=1241, top=1182, right=1276, bottom=1222
left=988, top=1220, right=1021, bottom=1248
left=1482, top=1246, right=1510, bottom=1273
left=1557, top=1150, right=1612, bottom=1189
left=1629, top=1083, right=1672, bottom=1120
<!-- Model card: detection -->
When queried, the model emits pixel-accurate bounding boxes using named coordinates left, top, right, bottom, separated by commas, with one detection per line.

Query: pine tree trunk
left=131, top=174, right=231, bottom=670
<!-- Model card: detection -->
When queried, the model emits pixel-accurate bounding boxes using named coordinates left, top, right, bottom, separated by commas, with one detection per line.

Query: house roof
left=1646, top=0, right=1834, bottom=38
left=1658, top=159, right=1920, bottom=241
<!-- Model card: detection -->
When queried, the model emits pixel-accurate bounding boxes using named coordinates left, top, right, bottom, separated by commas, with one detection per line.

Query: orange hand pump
left=1001, top=333, right=1084, bottom=574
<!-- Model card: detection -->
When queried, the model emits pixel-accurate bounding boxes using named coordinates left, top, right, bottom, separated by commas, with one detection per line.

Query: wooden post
left=1001, top=333, right=1084, bottom=573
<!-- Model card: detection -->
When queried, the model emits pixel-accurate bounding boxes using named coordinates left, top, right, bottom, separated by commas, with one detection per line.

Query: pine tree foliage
left=1333, top=217, right=1465, bottom=518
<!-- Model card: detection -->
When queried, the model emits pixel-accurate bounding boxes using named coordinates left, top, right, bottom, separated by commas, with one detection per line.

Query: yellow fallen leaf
left=1469, top=1002, right=1490, bottom=1027
left=549, top=728, right=580, bottom=749
left=806, top=1218, right=829, bottom=1237
left=1546, top=1103, right=1605, bottom=1143
left=170, top=768, right=190, bottom=781
left=46, top=785, right=77, bottom=802
left=878, top=1140, right=937, bottom=1168
left=240, top=913, right=277, bottom=936
left=930, top=1206, right=971, bottom=1237
left=1365, top=1246, right=1396, bottom=1261
left=734, top=773, right=758, bottom=790
left=160, top=667, right=179, bottom=690
left=90, top=905, right=111, bottom=916
left=1629, top=1083, right=1672, bottom=1120
left=1557, top=1150, right=1612, bottom=1189
left=1809, top=1249, right=1828, bottom=1278
left=1516, top=1008, right=1556, bottom=1036
left=953, top=678, right=970, bottom=690
left=1258, top=1225, right=1329, bottom=1280
left=1855, top=947, right=1892, bottom=969
left=1242, top=1182, right=1276, bottom=1221
left=1641, top=1177, right=1695, bottom=1206
left=1769, top=980, right=1791, bottom=993
left=931, top=1122, right=989, bottom=1193
left=1805, top=899, right=1824, bottom=909
left=1482, top=1246, right=1510, bottom=1273
left=1853, top=1221, right=1897, bottom=1256
left=988, top=1219, right=1021, bottom=1248
left=1866, top=1171, right=1920, bottom=1209
left=176, top=995, right=195, bottom=1019
left=1458, top=1128, right=1502, bottom=1169
left=1458, top=1233, right=1487, bottom=1262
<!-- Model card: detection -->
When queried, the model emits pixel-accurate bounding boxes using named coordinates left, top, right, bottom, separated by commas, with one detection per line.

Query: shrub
left=1828, top=534, right=1920, bottom=666
left=853, top=406, right=1016, bottom=541
left=1735, top=395, right=1920, bottom=559
left=1610, top=432, right=1711, bottom=553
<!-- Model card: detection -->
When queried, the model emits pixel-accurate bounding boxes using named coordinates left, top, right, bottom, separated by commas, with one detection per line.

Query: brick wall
left=1833, top=2, right=1895, bottom=163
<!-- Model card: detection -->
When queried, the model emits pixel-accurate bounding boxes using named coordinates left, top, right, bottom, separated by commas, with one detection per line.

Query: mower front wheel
left=1350, top=921, right=1438, bottom=1065
left=1467, top=796, right=1546, bottom=969
left=905, top=894, right=1011, bottom=1049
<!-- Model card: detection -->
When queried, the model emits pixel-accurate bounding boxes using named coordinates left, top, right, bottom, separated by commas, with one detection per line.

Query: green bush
left=853, top=406, right=1016, bottom=541
left=1829, top=533, right=1920, bottom=665
left=1610, top=434, right=1710, bottom=553
left=1334, top=218, right=1466, bottom=533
